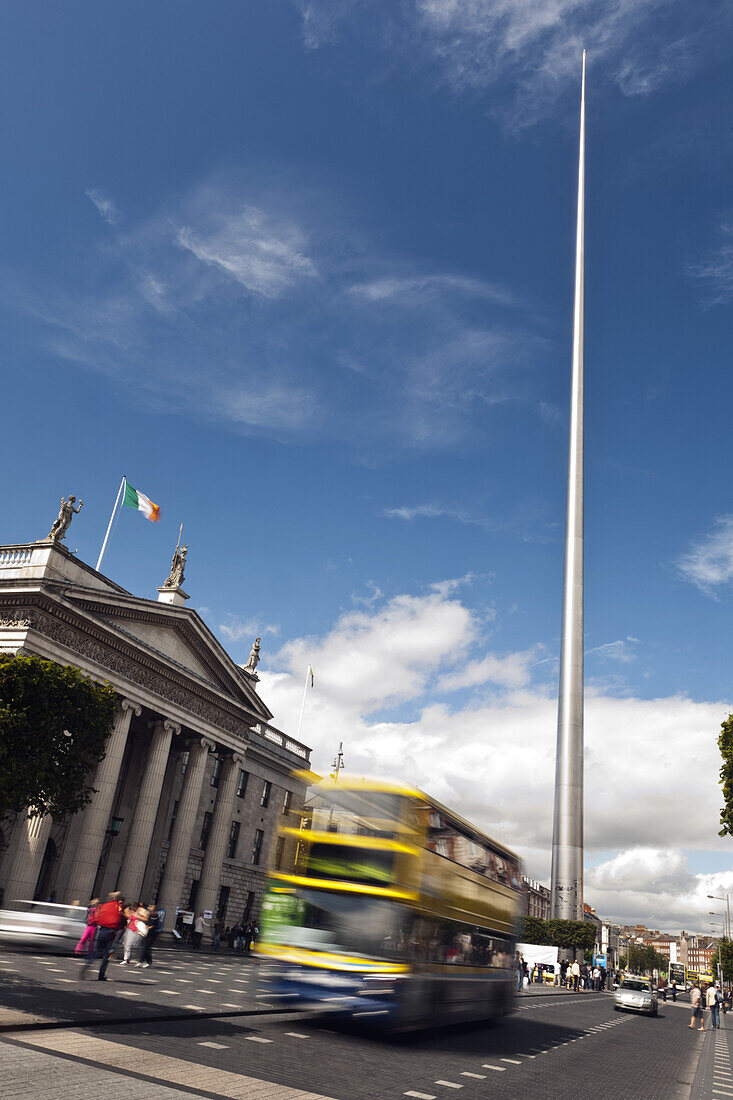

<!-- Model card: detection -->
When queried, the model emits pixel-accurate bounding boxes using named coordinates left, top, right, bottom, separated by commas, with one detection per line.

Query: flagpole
left=296, top=667, right=311, bottom=741
left=96, top=476, right=126, bottom=573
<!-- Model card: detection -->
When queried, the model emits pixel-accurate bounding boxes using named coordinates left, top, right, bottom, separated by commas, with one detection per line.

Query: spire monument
left=550, top=51, right=586, bottom=921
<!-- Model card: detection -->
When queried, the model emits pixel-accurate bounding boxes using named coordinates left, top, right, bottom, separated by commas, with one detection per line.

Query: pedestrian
left=139, top=905, right=159, bottom=968
left=120, top=905, right=148, bottom=965
left=671, top=981, right=677, bottom=1003
left=193, top=912, right=208, bottom=948
left=74, top=897, right=99, bottom=956
left=234, top=920, right=245, bottom=953
left=709, top=983, right=721, bottom=1029
left=571, top=959, right=580, bottom=992
left=689, top=982, right=704, bottom=1030
left=593, top=965, right=601, bottom=991
left=213, top=917, right=224, bottom=952
left=79, top=891, right=125, bottom=981
left=515, top=952, right=523, bottom=993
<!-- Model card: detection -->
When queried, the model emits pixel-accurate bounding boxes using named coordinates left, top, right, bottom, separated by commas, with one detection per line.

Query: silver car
left=614, top=975, right=658, bottom=1016
left=0, top=900, right=87, bottom=952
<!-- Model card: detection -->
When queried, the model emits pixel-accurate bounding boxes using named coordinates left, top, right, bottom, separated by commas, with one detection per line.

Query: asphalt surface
left=0, top=947, right=712, bottom=1100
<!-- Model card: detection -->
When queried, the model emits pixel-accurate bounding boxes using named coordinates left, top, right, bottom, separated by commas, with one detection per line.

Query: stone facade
left=0, top=540, right=311, bottom=930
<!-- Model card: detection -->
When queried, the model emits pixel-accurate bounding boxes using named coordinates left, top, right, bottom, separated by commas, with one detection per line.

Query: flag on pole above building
left=123, top=481, right=160, bottom=522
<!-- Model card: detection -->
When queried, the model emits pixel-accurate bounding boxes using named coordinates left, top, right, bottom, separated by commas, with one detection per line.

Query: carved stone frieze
left=0, top=609, right=35, bottom=629
left=25, top=609, right=247, bottom=738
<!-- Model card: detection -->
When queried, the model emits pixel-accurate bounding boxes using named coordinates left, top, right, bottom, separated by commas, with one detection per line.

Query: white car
left=0, top=900, right=86, bottom=952
left=614, top=975, right=658, bottom=1016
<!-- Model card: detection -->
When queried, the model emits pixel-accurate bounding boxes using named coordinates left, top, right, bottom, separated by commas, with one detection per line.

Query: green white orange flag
left=123, top=480, right=160, bottom=522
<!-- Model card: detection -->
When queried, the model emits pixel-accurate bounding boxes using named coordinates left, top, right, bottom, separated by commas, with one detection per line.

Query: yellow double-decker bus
left=257, top=776, right=522, bottom=1028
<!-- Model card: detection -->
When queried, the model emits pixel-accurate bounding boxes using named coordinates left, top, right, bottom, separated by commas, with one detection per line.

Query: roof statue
left=47, top=496, right=83, bottom=542
left=163, top=543, right=188, bottom=589
left=244, top=637, right=261, bottom=674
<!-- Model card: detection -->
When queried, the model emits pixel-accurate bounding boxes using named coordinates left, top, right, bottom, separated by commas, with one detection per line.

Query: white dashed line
left=198, top=1041, right=228, bottom=1049
left=245, top=1036, right=273, bottom=1043
left=159, top=990, right=180, bottom=995
left=286, top=1032, right=309, bottom=1038
left=460, top=1072, right=486, bottom=1079
left=434, top=1083, right=462, bottom=1090
left=184, top=1005, right=204, bottom=1010
left=404, top=1092, right=436, bottom=1099
left=500, top=1058, right=522, bottom=1065
left=482, top=1064, right=506, bottom=1072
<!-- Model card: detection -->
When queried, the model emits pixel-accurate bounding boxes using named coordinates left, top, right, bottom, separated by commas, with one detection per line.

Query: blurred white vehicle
left=0, top=900, right=86, bottom=951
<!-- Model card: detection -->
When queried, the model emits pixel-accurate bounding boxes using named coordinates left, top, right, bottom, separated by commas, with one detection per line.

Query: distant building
left=522, top=877, right=550, bottom=920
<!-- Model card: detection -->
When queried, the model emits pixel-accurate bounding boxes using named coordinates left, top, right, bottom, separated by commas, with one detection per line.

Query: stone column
left=62, top=698, right=141, bottom=903
left=117, top=719, right=178, bottom=902
left=1, top=813, right=53, bottom=901
left=196, top=752, right=244, bottom=917
left=158, top=736, right=214, bottom=931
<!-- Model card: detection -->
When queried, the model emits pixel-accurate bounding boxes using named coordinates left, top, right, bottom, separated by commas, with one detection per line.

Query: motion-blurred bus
left=257, top=776, right=522, bottom=1028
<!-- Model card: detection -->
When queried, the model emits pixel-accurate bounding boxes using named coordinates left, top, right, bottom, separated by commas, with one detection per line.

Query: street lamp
left=708, top=894, right=731, bottom=939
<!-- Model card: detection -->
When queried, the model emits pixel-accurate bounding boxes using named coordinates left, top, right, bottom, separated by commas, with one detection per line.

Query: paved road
left=0, top=952, right=711, bottom=1100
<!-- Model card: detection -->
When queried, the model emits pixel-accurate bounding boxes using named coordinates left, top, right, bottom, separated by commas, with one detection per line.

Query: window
left=210, top=756, right=222, bottom=788
left=252, top=828, right=264, bottom=865
left=236, top=770, right=248, bottom=799
left=199, top=811, right=212, bottom=851
left=181, top=750, right=190, bottom=776
left=261, top=780, right=272, bottom=808
left=274, top=835, right=285, bottom=869
left=227, top=820, right=240, bottom=860
left=283, top=790, right=292, bottom=814
left=243, top=891, right=254, bottom=922
left=217, top=885, right=230, bottom=921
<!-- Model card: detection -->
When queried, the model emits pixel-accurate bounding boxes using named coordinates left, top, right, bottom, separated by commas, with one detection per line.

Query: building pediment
left=63, top=590, right=271, bottom=721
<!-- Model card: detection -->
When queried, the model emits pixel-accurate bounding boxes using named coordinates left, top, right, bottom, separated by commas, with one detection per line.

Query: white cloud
left=689, top=215, right=733, bottom=306
left=587, top=637, right=639, bottom=663
left=219, top=614, right=279, bottom=645
left=23, top=177, right=540, bottom=457
left=299, top=0, right=723, bottom=128
left=677, top=516, right=733, bottom=593
left=349, top=273, right=517, bottom=307
left=177, top=206, right=317, bottom=298
left=257, top=582, right=732, bottom=930
left=586, top=849, right=733, bottom=931
left=85, top=188, right=118, bottom=225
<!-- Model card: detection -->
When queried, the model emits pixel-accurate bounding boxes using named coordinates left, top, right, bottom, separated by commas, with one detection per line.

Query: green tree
left=519, top=915, right=550, bottom=945
left=713, top=938, right=733, bottom=982
left=718, top=714, right=733, bottom=835
left=0, top=653, right=116, bottom=818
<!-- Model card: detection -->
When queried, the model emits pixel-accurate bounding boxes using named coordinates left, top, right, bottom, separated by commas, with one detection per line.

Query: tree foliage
left=713, top=938, right=733, bottom=982
left=0, top=653, right=116, bottom=819
left=718, top=714, right=733, bottom=836
left=518, top=916, right=596, bottom=953
left=627, top=944, right=667, bottom=975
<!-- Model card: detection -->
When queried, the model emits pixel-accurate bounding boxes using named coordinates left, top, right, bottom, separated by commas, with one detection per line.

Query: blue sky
left=5, top=1, right=733, bottom=928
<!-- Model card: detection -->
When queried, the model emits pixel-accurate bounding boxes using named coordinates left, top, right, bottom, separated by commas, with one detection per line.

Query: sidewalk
left=691, top=1012, right=733, bottom=1099
left=0, top=945, right=268, bottom=1031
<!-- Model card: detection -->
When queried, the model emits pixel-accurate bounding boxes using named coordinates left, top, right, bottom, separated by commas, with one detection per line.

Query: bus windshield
left=262, top=887, right=406, bottom=960
left=306, top=842, right=394, bottom=886
left=307, top=789, right=404, bottom=838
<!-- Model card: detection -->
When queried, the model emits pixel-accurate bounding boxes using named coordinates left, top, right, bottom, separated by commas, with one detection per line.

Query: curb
left=0, top=1005, right=291, bottom=1035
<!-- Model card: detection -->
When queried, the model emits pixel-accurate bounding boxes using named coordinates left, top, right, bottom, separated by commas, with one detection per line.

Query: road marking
left=195, top=989, right=215, bottom=994
left=404, top=1093, right=436, bottom=1099
left=222, top=1003, right=240, bottom=1008
left=460, top=1072, right=486, bottom=1078
left=207, top=979, right=223, bottom=983
left=184, top=1005, right=204, bottom=1010
left=117, top=991, right=140, bottom=996
left=500, top=1058, right=522, bottom=1065
left=245, top=1036, right=273, bottom=1043
left=481, top=1065, right=506, bottom=1072
left=198, top=1041, right=228, bottom=1049
left=434, top=1083, right=462, bottom=1090
left=286, top=1032, right=309, bottom=1038
left=159, top=990, right=180, bottom=995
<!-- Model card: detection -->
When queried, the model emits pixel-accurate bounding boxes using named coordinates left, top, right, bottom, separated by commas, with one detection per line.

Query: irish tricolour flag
left=123, top=481, right=160, bottom=522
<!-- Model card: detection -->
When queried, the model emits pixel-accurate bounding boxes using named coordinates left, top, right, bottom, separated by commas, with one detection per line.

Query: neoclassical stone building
left=0, top=535, right=310, bottom=931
